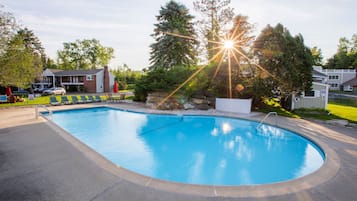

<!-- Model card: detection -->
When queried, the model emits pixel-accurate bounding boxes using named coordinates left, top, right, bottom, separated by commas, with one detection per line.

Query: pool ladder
left=257, top=112, right=278, bottom=129
left=35, top=105, right=52, bottom=120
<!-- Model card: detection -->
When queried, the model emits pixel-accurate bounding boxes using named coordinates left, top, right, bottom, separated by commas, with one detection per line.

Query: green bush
left=134, top=66, right=194, bottom=102
left=127, top=84, right=135, bottom=90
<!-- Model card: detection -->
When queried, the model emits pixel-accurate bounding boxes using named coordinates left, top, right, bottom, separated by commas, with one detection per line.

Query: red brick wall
left=84, top=75, right=97, bottom=92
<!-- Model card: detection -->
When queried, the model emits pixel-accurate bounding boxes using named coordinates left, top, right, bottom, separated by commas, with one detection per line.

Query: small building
left=291, top=69, right=329, bottom=110
left=314, top=66, right=356, bottom=90
left=341, top=77, right=357, bottom=92
left=35, top=66, right=114, bottom=93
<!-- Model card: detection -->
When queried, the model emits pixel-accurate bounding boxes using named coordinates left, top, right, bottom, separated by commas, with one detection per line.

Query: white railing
left=257, top=112, right=278, bottom=129
left=35, top=105, right=52, bottom=120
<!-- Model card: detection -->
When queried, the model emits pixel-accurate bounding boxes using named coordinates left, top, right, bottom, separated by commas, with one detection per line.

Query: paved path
left=0, top=105, right=356, bottom=201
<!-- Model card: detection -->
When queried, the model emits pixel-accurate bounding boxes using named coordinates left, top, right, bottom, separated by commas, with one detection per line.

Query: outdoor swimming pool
left=48, top=107, right=324, bottom=186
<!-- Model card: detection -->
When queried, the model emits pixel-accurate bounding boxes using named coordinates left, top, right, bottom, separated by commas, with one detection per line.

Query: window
left=330, top=83, right=338, bottom=88
left=328, top=75, right=339, bottom=80
left=86, top=75, right=93, bottom=80
left=304, top=90, right=315, bottom=97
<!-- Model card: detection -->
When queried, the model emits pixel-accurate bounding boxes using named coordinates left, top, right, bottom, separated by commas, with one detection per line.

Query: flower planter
left=215, top=98, right=252, bottom=114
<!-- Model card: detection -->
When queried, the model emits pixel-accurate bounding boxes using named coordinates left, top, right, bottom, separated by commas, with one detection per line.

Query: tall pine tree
left=149, top=0, right=197, bottom=70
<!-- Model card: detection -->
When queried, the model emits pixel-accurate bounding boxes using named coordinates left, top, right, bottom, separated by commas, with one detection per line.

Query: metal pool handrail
left=257, top=112, right=278, bottom=129
left=35, top=105, right=52, bottom=120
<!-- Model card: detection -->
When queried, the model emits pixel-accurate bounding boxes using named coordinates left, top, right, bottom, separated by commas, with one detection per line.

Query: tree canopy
left=325, top=34, right=357, bottom=69
left=0, top=6, right=44, bottom=88
left=208, top=14, right=255, bottom=98
left=311, top=46, right=323, bottom=66
left=253, top=24, right=313, bottom=97
left=194, top=0, right=234, bottom=61
left=149, top=0, right=197, bottom=70
left=0, top=32, right=42, bottom=88
left=0, top=5, right=18, bottom=56
left=57, top=39, right=114, bottom=70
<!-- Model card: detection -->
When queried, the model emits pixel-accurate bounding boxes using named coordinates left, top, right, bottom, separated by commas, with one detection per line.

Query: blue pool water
left=49, top=107, right=324, bottom=186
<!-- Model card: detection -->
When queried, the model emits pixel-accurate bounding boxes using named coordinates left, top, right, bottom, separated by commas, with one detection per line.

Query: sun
left=223, top=40, right=234, bottom=49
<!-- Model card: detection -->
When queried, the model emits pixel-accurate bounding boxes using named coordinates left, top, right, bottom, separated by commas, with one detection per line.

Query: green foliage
left=205, top=15, right=255, bottom=99
left=134, top=66, right=194, bottom=101
left=325, top=34, right=357, bottom=69
left=0, top=6, right=45, bottom=88
left=253, top=24, right=313, bottom=98
left=194, top=0, right=234, bottom=60
left=150, top=1, right=198, bottom=70
left=57, top=39, right=114, bottom=70
left=0, top=5, right=18, bottom=56
left=42, top=57, right=57, bottom=69
left=0, top=31, right=43, bottom=88
left=111, top=64, right=143, bottom=90
left=184, top=66, right=210, bottom=97
left=311, top=46, right=323, bottom=66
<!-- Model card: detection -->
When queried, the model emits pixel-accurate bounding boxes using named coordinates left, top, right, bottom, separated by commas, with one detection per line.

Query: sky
left=1, top=0, right=356, bottom=70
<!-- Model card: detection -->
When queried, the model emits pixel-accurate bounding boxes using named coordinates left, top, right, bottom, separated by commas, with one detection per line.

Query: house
left=314, top=66, right=356, bottom=90
left=35, top=66, right=114, bottom=93
left=291, top=68, right=329, bottom=110
left=341, top=77, right=357, bottom=92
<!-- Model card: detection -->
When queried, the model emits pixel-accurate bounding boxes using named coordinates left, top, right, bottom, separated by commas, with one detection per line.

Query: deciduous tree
left=311, top=46, right=323, bottom=66
left=194, top=0, right=234, bottom=61
left=0, top=6, right=44, bottom=88
left=253, top=24, right=313, bottom=98
left=57, top=39, right=114, bottom=70
left=0, top=5, right=18, bottom=56
left=0, top=33, right=42, bottom=88
left=325, top=34, right=357, bottom=69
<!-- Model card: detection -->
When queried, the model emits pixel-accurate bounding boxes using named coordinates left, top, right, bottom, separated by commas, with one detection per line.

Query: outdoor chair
left=71, top=96, right=83, bottom=104
left=88, top=96, right=96, bottom=102
left=50, top=96, right=61, bottom=106
left=94, top=95, right=102, bottom=102
left=61, top=96, right=72, bottom=105
left=80, top=95, right=92, bottom=103
left=0, top=95, right=8, bottom=103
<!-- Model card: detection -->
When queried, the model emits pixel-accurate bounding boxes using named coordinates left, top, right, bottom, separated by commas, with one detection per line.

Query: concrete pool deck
left=0, top=103, right=357, bottom=201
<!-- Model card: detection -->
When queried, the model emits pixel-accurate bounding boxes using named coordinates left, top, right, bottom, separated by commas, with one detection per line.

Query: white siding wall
left=321, top=69, right=356, bottom=90
left=109, top=73, right=114, bottom=92
left=96, top=70, right=104, bottom=93
left=292, top=82, right=329, bottom=110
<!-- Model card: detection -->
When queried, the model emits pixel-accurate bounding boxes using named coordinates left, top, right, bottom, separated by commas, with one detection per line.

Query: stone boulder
left=146, top=92, right=184, bottom=110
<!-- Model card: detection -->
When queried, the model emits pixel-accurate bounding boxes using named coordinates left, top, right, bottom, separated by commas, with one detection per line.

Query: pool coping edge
left=42, top=105, right=341, bottom=198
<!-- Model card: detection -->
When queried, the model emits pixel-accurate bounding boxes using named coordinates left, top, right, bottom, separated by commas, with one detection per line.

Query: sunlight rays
left=156, top=30, right=272, bottom=109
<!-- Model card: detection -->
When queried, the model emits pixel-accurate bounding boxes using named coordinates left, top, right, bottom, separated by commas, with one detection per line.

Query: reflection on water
left=51, top=107, right=325, bottom=185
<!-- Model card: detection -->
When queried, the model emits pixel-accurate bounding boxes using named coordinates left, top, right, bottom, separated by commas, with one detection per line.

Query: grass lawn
left=328, top=103, right=357, bottom=123
left=258, top=98, right=357, bottom=124
left=0, top=95, right=108, bottom=107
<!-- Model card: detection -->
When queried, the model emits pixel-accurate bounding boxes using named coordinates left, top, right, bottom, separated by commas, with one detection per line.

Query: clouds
left=1, top=0, right=356, bottom=69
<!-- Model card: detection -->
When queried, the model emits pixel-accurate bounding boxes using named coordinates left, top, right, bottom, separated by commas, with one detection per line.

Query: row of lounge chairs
left=50, top=95, right=103, bottom=106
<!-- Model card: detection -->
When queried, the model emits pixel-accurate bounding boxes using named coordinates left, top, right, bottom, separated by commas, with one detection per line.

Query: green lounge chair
left=80, top=95, right=92, bottom=103
left=88, top=96, right=96, bottom=102
left=94, top=95, right=102, bottom=102
left=71, top=96, right=83, bottom=104
left=50, top=96, right=61, bottom=106
left=61, top=96, right=72, bottom=105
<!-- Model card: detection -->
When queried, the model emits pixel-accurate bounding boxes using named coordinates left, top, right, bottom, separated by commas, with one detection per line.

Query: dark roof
left=342, top=77, right=357, bottom=86
left=47, top=68, right=63, bottom=73
left=54, top=69, right=103, bottom=76
left=312, top=69, right=327, bottom=78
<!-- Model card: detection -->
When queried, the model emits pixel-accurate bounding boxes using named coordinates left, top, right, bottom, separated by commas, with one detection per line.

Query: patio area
left=0, top=103, right=356, bottom=201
